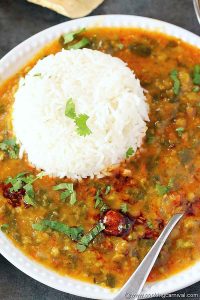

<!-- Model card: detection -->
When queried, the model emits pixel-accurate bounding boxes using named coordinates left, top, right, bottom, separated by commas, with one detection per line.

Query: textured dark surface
left=0, top=0, right=200, bottom=299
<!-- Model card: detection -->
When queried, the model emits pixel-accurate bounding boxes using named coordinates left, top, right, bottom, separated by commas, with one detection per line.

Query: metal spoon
left=114, top=213, right=183, bottom=300
left=194, top=0, right=200, bottom=24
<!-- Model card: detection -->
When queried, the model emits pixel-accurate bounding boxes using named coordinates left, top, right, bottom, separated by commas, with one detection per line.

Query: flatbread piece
left=27, top=0, right=104, bottom=18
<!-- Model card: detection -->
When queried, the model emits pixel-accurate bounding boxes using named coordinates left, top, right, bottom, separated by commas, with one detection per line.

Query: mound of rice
left=13, top=49, right=149, bottom=179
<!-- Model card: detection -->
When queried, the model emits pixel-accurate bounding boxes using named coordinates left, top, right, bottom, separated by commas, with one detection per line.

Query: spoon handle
left=114, top=213, right=183, bottom=300
left=193, top=0, right=200, bottom=24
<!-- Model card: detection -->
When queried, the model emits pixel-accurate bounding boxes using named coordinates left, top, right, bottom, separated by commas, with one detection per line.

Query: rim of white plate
left=0, top=15, right=200, bottom=300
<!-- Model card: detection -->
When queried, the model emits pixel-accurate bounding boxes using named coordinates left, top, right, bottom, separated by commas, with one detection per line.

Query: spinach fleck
left=170, top=69, right=180, bottom=95
left=0, top=138, right=19, bottom=159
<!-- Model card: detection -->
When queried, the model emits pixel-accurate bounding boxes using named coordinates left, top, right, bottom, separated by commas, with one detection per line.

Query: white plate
left=0, top=15, right=200, bottom=299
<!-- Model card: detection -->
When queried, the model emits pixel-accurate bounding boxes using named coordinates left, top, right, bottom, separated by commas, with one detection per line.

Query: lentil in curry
left=0, top=28, right=200, bottom=289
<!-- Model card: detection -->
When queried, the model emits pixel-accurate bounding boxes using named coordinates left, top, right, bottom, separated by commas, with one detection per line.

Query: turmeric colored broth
left=0, top=28, right=200, bottom=289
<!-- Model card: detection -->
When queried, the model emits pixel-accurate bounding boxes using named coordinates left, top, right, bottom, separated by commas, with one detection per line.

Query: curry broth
left=0, top=28, right=200, bottom=288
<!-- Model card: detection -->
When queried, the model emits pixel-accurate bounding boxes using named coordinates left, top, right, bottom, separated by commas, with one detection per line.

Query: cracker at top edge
left=27, top=0, right=104, bottom=18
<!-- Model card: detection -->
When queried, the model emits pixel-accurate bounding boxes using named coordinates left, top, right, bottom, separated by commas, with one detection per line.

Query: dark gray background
left=0, top=0, right=200, bottom=299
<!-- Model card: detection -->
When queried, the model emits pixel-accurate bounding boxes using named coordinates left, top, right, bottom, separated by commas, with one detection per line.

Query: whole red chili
left=102, top=210, right=132, bottom=237
left=1, top=182, right=25, bottom=208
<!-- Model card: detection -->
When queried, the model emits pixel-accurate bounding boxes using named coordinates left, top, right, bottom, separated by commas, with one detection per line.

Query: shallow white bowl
left=0, top=15, right=200, bottom=299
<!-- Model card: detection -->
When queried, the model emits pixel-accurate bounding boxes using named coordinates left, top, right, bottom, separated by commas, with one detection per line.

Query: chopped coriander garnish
left=147, top=220, right=154, bottom=229
left=65, top=98, right=76, bottom=119
left=170, top=69, right=180, bottom=95
left=53, top=183, right=72, bottom=190
left=23, top=183, right=35, bottom=206
left=76, top=222, right=105, bottom=252
left=126, top=147, right=134, bottom=158
left=120, top=203, right=128, bottom=214
left=53, top=182, right=77, bottom=205
left=32, top=220, right=83, bottom=241
left=95, top=189, right=109, bottom=212
left=5, top=171, right=45, bottom=206
left=0, top=224, right=9, bottom=232
left=67, top=38, right=90, bottom=50
left=156, top=178, right=174, bottom=196
left=165, top=177, right=173, bottom=189
left=105, top=185, right=111, bottom=195
left=32, top=222, right=47, bottom=231
left=65, top=99, right=92, bottom=137
left=176, top=127, right=184, bottom=137
left=36, top=171, right=46, bottom=180
left=117, top=43, right=124, bottom=50
left=94, top=189, right=102, bottom=208
left=76, top=244, right=87, bottom=252
left=0, top=138, right=19, bottom=159
left=75, top=114, right=91, bottom=136
left=192, top=64, right=200, bottom=85
left=156, top=183, right=169, bottom=196
left=193, top=86, right=200, bottom=92
left=70, top=192, right=77, bottom=205
left=62, top=28, right=85, bottom=45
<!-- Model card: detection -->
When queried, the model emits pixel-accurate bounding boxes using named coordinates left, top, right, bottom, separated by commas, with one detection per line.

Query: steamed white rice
left=13, top=49, right=149, bottom=179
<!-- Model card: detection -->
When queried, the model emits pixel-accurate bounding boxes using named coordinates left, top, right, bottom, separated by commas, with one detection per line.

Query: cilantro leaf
left=0, top=138, right=19, bottom=159
left=105, top=185, right=111, bottom=195
left=35, top=171, right=46, bottom=180
left=94, top=189, right=109, bottom=212
left=5, top=171, right=45, bottom=206
left=23, top=183, right=34, bottom=196
left=11, top=180, right=23, bottom=192
left=117, top=43, right=124, bottom=50
left=192, top=64, right=200, bottom=85
left=170, top=69, right=180, bottom=95
left=126, top=147, right=134, bottom=158
left=193, top=86, right=200, bottom=92
left=155, top=183, right=169, bottom=196
left=32, top=220, right=84, bottom=241
left=120, top=203, right=128, bottom=214
left=64, top=99, right=92, bottom=137
left=24, top=193, right=36, bottom=206
left=168, top=178, right=174, bottom=189
left=15, top=172, right=30, bottom=178
left=60, top=190, right=72, bottom=202
left=62, top=28, right=85, bottom=45
left=53, top=182, right=77, bottom=205
left=53, top=183, right=73, bottom=191
left=147, top=220, right=154, bottom=229
left=94, top=189, right=102, bottom=208
left=23, top=183, right=36, bottom=206
left=156, top=178, right=174, bottom=196
left=65, top=98, right=76, bottom=119
left=76, top=222, right=105, bottom=252
left=0, top=224, right=9, bottom=232
left=176, top=127, right=184, bottom=137
left=70, top=190, right=77, bottom=205
left=75, top=114, right=92, bottom=136
left=76, top=244, right=86, bottom=252
left=67, top=38, right=90, bottom=50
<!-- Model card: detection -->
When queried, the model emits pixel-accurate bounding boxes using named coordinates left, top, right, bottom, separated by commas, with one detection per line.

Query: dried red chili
left=102, top=210, right=132, bottom=236
left=1, top=182, right=25, bottom=208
